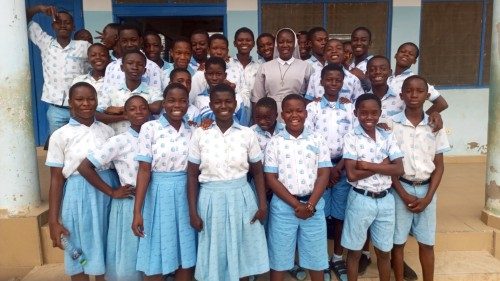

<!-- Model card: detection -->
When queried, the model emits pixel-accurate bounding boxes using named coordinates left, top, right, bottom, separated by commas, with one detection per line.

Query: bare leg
left=309, top=269, right=323, bottom=281
left=346, top=250, right=361, bottom=281
left=270, top=269, right=285, bottom=281
left=144, top=274, right=163, bottom=281
left=392, top=243, right=405, bottom=281
left=333, top=218, right=344, bottom=256
left=94, top=275, right=105, bottom=281
left=240, top=277, right=249, bottom=281
left=419, top=242, right=435, bottom=281
left=70, top=273, right=89, bottom=281
left=374, top=247, right=391, bottom=281
left=175, top=267, right=194, bottom=281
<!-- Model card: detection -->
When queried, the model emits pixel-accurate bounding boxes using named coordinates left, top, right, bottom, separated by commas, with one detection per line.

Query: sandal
left=289, top=264, right=307, bottom=280
left=323, top=269, right=332, bottom=281
left=331, top=260, right=348, bottom=281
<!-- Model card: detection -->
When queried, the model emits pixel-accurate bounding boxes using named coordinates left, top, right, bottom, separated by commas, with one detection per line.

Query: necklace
left=278, top=61, right=292, bottom=87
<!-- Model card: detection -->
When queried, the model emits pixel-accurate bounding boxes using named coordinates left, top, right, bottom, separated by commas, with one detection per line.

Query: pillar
left=482, top=1, right=500, bottom=229
left=0, top=0, right=41, bottom=217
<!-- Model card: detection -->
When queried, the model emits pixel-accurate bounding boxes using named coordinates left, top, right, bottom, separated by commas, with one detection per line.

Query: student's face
left=125, top=98, right=150, bottom=127
left=400, top=79, right=429, bottom=109
left=119, top=29, right=143, bottom=53
left=277, top=30, right=295, bottom=61
left=354, top=100, right=381, bottom=131
left=75, top=30, right=93, bottom=44
left=257, top=36, right=274, bottom=61
left=297, top=34, right=310, bottom=60
left=395, top=44, right=418, bottom=68
left=310, top=31, right=328, bottom=56
left=367, top=58, right=390, bottom=86
left=351, top=30, right=371, bottom=58
left=163, top=88, right=189, bottom=122
left=121, top=53, right=146, bottom=82
left=170, top=72, right=192, bottom=93
left=172, top=42, right=192, bottom=69
left=52, top=13, right=74, bottom=39
left=209, top=91, right=237, bottom=122
left=343, top=43, right=353, bottom=65
left=321, top=70, right=344, bottom=97
left=254, top=106, right=278, bottom=132
left=324, top=40, right=344, bottom=64
left=204, top=64, right=226, bottom=88
left=281, top=99, right=307, bottom=134
left=69, top=87, right=97, bottom=120
left=88, top=46, right=110, bottom=72
left=101, top=27, right=118, bottom=50
left=143, top=35, right=163, bottom=62
left=209, top=39, right=229, bottom=60
left=191, top=33, right=209, bottom=60
left=234, top=32, right=255, bottom=55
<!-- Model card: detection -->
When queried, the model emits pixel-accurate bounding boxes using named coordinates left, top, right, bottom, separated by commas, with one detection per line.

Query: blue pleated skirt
left=61, top=169, right=119, bottom=276
left=136, top=172, right=197, bottom=276
left=195, top=176, right=269, bottom=281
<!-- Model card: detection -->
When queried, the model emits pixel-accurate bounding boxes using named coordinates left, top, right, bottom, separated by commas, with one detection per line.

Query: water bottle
left=60, top=235, right=87, bottom=266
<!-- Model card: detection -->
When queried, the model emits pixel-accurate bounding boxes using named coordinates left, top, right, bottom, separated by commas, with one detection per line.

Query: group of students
left=28, top=3, right=451, bottom=281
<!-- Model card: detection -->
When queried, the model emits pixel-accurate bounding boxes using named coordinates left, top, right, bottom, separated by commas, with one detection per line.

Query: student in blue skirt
left=77, top=95, right=150, bottom=281
left=132, top=83, right=197, bottom=281
left=46, top=82, right=119, bottom=281
left=187, top=83, right=270, bottom=281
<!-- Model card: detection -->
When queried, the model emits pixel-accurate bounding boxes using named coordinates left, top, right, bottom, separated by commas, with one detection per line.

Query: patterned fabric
left=227, top=57, right=260, bottom=102
left=250, top=122, right=285, bottom=152
left=387, top=69, right=440, bottom=101
left=72, top=72, right=105, bottom=100
left=306, top=55, right=325, bottom=74
left=102, top=57, right=162, bottom=94
left=367, top=88, right=406, bottom=125
left=348, top=55, right=374, bottom=73
left=305, top=67, right=364, bottom=102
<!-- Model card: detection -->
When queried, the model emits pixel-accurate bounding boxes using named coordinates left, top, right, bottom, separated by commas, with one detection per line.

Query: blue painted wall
left=83, top=11, right=114, bottom=39
left=227, top=10, right=259, bottom=58
left=390, top=6, right=421, bottom=72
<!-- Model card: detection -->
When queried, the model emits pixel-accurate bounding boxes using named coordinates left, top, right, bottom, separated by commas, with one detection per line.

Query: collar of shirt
left=49, top=38, right=76, bottom=50
left=118, top=82, right=149, bottom=94
left=392, top=111, right=429, bottom=126
left=128, top=127, right=140, bottom=138
left=162, top=61, right=173, bottom=71
left=319, top=96, right=346, bottom=110
left=68, top=117, right=96, bottom=126
left=277, top=57, right=295, bottom=66
left=279, top=128, right=311, bottom=140
left=349, top=54, right=373, bottom=69
left=353, top=125, right=389, bottom=139
left=198, top=88, right=209, bottom=96
left=159, top=114, right=190, bottom=129
left=230, top=56, right=256, bottom=65
left=208, top=119, right=244, bottom=131
left=255, top=122, right=285, bottom=136
left=368, top=87, right=398, bottom=100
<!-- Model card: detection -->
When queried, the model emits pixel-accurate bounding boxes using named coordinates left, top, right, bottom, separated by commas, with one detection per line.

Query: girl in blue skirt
left=46, top=82, right=119, bottom=281
left=77, top=95, right=150, bottom=281
left=132, top=83, right=197, bottom=281
left=187, top=83, right=270, bottom=281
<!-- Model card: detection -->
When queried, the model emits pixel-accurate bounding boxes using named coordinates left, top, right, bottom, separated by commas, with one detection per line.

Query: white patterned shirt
left=368, top=88, right=406, bottom=125
left=305, top=67, right=364, bottom=102
left=160, top=62, right=196, bottom=91
left=193, top=89, right=250, bottom=126
left=72, top=72, right=105, bottom=103
left=250, top=122, right=286, bottom=152
left=189, top=65, right=241, bottom=105
left=99, top=82, right=163, bottom=135
left=227, top=56, right=260, bottom=103
left=390, top=112, right=451, bottom=181
left=305, top=97, right=355, bottom=160
left=348, top=55, right=374, bottom=73
left=102, top=57, right=162, bottom=94
left=387, top=69, right=440, bottom=101
left=135, top=115, right=193, bottom=172
left=343, top=126, right=403, bottom=193
left=188, top=122, right=262, bottom=182
left=264, top=129, right=333, bottom=196
left=88, top=127, right=140, bottom=186
left=45, top=118, right=114, bottom=178
left=306, top=55, right=326, bottom=74
left=28, top=21, right=91, bottom=106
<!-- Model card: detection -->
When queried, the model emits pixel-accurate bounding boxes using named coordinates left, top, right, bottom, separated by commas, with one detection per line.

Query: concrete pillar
left=482, top=1, right=500, bottom=230
left=0, top=0, right=41, bottom=216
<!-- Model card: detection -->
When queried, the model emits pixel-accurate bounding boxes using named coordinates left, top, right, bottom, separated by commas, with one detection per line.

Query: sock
left=333, top=254, right=343, bottom=262
left=362, top=251, right=371, bottom=259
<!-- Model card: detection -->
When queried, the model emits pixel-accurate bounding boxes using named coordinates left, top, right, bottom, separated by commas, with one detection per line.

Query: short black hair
left=104, top=23, right=120, bottom=32
left=397, top=42, right=420, bottom=59
left=297, top=31, right=308, bottom=38
left=119, top=23, right=142, bottom=38
left=169, top=68, right=191, bottom=80
left=209, top=83, right=235, bottom=100
left=122, top=50, right=147, bottom=64
left=87, top=43, right=110, bottom=56
left=191, top=29, right=209, bottom=40
left=343, top=40, right=351, bottom=46
left=205, top=56, right=226, bottom=71
left=143, top=31, right=161, bottom=41
left=257, top=32, right=274, bottom=43
left=172, top=37, right=191, bottom=49
left=209, top=33, right=228, bottom=48
left=307, top=27, right=327, bottom=41
left=355, top=93, right=381, bottom=110
left=163, top=82, right=189, bottom=99
left=282, top=94, right=306, bottom=110
left=402, top=75, right=428, bottom=92
left=57, top=10, right=74, bottom=23
left=321, top=63, right=345, bottom=80
left=124, top=95, right=148, bottom=110
left=367, top=55, right=390, bottom=68
left=255, top=97, right=277, bottom=113
left=69, top=82, right=96, bottom=100
left=351, top=26, right=372, bottom=41
left=234, top=27, right=255, bottom=41
left=74, top=29, right=91, bottom=40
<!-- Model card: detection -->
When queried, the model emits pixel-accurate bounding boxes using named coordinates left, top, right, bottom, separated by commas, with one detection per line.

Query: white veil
left=273, top=27, right=301, bottom=60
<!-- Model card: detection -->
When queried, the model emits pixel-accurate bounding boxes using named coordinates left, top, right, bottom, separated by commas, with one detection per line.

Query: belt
left=399, top=177, right=430, bottom=186
left=51, top=104, right=70, bottom=109
left=293, top=194, right=311, bottom=202
left=352, top=187, right=388, bottom=199
left=331, top=156, right=343, bottom=165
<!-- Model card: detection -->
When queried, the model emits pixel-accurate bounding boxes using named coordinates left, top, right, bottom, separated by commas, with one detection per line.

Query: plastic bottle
left=60, top=236, right=87, bottom=265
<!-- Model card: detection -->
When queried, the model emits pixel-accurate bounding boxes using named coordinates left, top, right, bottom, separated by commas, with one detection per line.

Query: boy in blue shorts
left=390, top=75, right=450, bottom=281
left=342, top=93, right=404, bottom=281
left=305, top=64, right=355, bottom=281
left=265, top=94, right=332, bottom=281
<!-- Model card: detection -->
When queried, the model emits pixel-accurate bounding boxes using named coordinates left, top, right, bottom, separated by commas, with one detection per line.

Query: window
left=115, top=0, right=224, bottom=3
left=419, top=0, right=492, bottom=87
left=260, top=1, right=391, bottom=57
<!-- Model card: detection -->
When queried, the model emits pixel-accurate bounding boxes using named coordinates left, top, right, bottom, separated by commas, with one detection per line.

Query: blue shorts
left=46, top=104, right=70, bottom=134
left=268, top=196, right=328, bottom=271
left=341, top=189, right=395, bottom=252
left=323, top=174, right=350, bottom=220
left=393, top=181, right=437, bottom=246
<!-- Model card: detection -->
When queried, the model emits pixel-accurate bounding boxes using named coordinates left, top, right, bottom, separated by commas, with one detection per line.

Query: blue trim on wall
left=385, top=1, right=393, bottom=58
left=477, top=0, right=489, bottom=86
left=113, top=4, right=226, bottom=17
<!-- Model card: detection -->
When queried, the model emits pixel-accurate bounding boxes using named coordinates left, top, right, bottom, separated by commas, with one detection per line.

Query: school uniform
left=72, top=72, right=105, bottom=103
left=193, top=88, right=250, bottom=126
left=306, top=55, right=325, bottom=74
left=264, top=129, right=332, bottom=271
left=189, top=56, right=201, bottom=72
left=189, top=122, right=269, bottom=280
left=46, top=118, right=118, bottom=276
left=305, top=97, right=355, bottom=220
left=160, top=62, right=196, bottom=90
left=99, top=82, right=163, bottom=135
left=390, top=112, right=450, bottom=246
left=387, top=69, right=441, bottom=101
left=28, top=21, right=91, bottom=133
left=252, top=58, right=312, bottom=120
left=87, top=128, right=141, bottom=281
left=348, top=55, right=374, bottom=74
left=368, top=87, right=405, bottom=125
left=227, top=57, right=259, bottom=121
left=134, top=115, right=197, bottom=276
left=251, top=122, right=286, bottom=152
left=305, top=67, right=365, bottom=102
left=341, top=126, right=403, bottom=252
left=102, top=57, right=163, bottom=94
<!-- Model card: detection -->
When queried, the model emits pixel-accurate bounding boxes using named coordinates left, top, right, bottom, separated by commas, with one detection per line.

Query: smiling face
left=121, top=53, right=146, bottom=82
left=125, top=97, right=150, bottom=127
left=69, top=86, right=97, bottom=120
left=209, top=91, right=237, bottom=122
left=88, top=45, right=110, bottom=72
left=257, top=35, right=274, bottom=61
left=143, top=34, right=163, bottom=62
left=172, top=41, right=192, bottom=69
left=400, top=78, right=429, bottom=109
left=277, top=30, right=295, bottom=61
left=52, top=12, right=74, bottom=39
left=351, top=29, right=371, bottom=58
left=254, top=106, right=278, bottom=132
left=321, top=70, right=344, bottom=98
left=324, top=40, right=344, bottom=64
left=354, top=99, right=381, bottom=132
left=395, top=44, right=418, bottom=69
left=281, top=98, right=307, bottom=136
left=163, top=88, right=189, bottom=122
left=119, top=29, right=142, bottom=53
left=367, top=57, right=391, bottom=86
left=234, top=32, right=255, bottom=55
